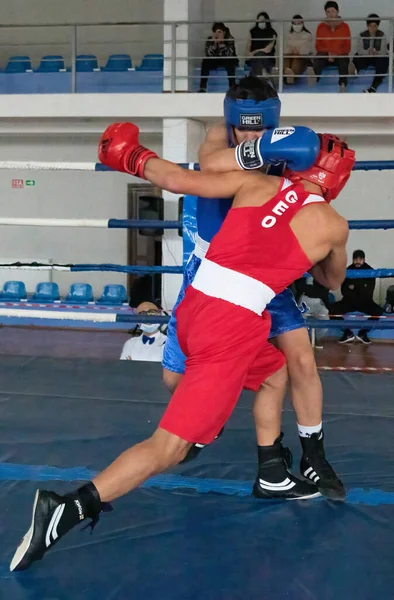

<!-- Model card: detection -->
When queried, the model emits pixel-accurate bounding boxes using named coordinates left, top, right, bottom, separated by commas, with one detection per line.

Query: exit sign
left=26, top=180, right=36, bottom=186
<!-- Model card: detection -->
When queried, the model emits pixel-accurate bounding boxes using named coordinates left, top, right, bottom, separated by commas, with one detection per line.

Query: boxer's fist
left=260, top=127, right=320, bottom=171
left=235, top=126, right=320, bottom=172
left=98, top=122, right=139, bottom=171
left=98, top=122, right=158, bottom=179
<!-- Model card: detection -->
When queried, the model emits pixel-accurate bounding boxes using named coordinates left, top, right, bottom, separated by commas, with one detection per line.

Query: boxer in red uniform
left=10, top=126, right=354, bottom=572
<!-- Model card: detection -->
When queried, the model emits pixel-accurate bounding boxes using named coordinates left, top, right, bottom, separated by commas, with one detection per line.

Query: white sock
left=297, top=422, right=322, bottom=438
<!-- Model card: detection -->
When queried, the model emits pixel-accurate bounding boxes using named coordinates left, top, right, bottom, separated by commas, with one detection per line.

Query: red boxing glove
left=284, top=134, right=355, bottom=203
left=98, top=122, right=158, bottom=179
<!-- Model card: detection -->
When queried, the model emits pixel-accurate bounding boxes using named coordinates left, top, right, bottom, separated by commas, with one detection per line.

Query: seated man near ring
left=10, top=123, right=354, bottom=572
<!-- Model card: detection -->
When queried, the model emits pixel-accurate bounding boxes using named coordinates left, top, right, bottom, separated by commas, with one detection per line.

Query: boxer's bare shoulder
left=199, top=124, right=228, bottom=170
left=232, top=173, right=283, bottom=208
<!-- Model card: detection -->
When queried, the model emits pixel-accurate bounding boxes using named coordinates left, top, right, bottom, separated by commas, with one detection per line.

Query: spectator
left=330, top=250, right=383, bottom=344
left=314, top=1, right=351, bottom=93
left=246, top=12, right=277, bottom=78
left=120, top=301, right=166, bottom=361
left=352, top=14, right=388, bottom=94
left=284, top=14, right=316, bottom=86
left=199, top=22, right=238, bottom=92
left=294, top=276, right=330, bottom=310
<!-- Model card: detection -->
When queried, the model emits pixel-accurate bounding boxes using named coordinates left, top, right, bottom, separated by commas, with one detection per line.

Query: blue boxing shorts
left=268, top=287, right=306, bottom=339
left=162, top=256, right=306, bottom=376
left=162, top=252, right=201, bottom=374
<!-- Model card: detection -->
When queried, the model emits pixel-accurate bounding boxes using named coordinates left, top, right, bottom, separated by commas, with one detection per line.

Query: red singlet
left=160, top=180, right=325, bottom=444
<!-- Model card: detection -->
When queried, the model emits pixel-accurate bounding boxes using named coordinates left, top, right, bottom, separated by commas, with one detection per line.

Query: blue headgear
left=223, top=96, right=281, bottom=146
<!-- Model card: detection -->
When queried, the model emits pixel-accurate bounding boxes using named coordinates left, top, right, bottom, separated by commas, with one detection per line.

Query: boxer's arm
left=309, top=216, right=349, bottom=290
left=98, top=121, right=255, bottom=197
left=144, top=157, right=247, bottom=198
left=200, top=125, right=320, bottom=174
left=198, top=125, right=240, bottom=173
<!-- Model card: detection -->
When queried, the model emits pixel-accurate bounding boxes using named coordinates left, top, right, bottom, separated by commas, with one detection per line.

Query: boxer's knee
left=277, top=329, right=318, bottom=383
left=162, top=368, right=183, bottom=394
left=287, top=345, right=318, bottom=383
left=151, top=428, right=192, bottom=468
left=264, top=364, right=288, bottom=391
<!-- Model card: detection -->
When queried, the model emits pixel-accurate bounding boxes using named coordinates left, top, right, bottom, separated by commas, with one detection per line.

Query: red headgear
left=284, top=134, right=355, bottom=202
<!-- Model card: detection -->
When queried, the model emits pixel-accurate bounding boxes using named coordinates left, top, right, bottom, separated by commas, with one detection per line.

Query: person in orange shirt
left=314, top=1, right=351, bottom=92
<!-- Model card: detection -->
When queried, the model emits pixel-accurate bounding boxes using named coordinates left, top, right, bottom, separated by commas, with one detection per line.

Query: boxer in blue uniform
left=162, top=76, right=344, bottom=500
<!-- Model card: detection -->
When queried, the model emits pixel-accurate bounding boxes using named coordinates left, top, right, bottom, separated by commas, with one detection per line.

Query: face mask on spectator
left=293, top=24, right=303, bottom=33
left=258, top=22, right=266, bottom=29
left=140, top=323, right=160, bottom=334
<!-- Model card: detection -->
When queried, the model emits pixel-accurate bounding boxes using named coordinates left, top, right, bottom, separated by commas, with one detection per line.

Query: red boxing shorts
left=159, top=286, right=286, bottom=444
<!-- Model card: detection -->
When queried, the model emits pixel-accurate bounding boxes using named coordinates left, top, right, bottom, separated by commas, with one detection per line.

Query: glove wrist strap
left=235, top=139, right=264, bottom=170
left=126, top=145, right=157, bottom=178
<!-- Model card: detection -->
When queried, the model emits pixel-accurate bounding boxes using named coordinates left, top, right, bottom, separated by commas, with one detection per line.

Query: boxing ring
left=2, top=158, right=394, bottom=599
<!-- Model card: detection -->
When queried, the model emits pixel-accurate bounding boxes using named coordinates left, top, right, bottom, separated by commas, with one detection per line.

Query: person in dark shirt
left=352, top=14, right=389, bottom=94
left=246, top=12, right=277, bottom=78
left=199, top=22, right=238, bottom=92
left=330, top=249, right=383, bottom=344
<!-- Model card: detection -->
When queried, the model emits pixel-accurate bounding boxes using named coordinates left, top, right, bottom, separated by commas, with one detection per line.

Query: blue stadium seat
left=102, top=54, right=132, bottom=72
left=65, top=283, right=94, bottom=304
left=0, top=280, right=27, bottom=301
left=97, top=284, right=128, bottom=305
left=31, top=282, right=60, bottom=302
left=5, top=56, right=32, bottom=73
left=76, top=55, right=99, bottom=72
left=191, top=65, right=247, bottom=92
left=136, top=54, right=164, bottom=71
left=36, top=55, right=65, bottom=73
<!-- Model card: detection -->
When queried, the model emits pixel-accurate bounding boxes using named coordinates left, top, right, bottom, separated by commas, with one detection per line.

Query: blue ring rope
left=67, top=265, right=394, bottom=277
left=115, top=315, right=394, bottom=327
left=0, top=311, right=391, bottom=328
left=107, top=219, right=181, bottom=229
left=103, top=219, right=394, bottom=231
left=70, top=264, right=183, bottom=274
left=305, top=318, right=394, bottom=330
left=348, top=220, right=394, bottom=230
left=340, top=269, right=394, bottom=278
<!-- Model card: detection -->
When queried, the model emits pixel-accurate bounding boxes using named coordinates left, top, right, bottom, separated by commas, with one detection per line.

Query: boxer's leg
left=275, top=327, right=323, bottom=430
left=268, top=289, right=323, bottom=428
left=162, top=368, right=182, bottom=394
left=92, top=428, right=190, bottom=501
left=267, top=289, right=345, bottom=500
left=10, top=427, right=192, bottom=572
left=245, top=343, right=320, bottom=500
left=11, top=294, right=269, bottom=572
left=252, top=365, right=287, bottom=447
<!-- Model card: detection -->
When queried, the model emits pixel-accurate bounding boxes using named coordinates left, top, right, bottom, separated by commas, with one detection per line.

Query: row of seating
left=191, top=65, right=389, bottom=94
left=2, top=54, right=164, bottom=73
left=0, top=281, right=128, bottom=305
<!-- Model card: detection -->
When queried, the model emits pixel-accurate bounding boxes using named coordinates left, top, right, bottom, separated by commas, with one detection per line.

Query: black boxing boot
left=10, top=482, right=112, bottom=571
left=253, top=434, right=320, bottom=500
left=180, top=426, right=225, bottom=464
left=300, top=430, right=346, bottom=501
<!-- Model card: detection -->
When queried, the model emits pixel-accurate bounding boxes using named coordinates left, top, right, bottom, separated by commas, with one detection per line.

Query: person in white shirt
left=284, top=14, right=316, bottom=86
left=120, top=301, right=166, bottom=362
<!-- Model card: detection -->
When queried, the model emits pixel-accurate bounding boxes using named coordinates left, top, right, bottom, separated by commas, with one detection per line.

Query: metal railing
left=0, top=17, right=391, bottom=93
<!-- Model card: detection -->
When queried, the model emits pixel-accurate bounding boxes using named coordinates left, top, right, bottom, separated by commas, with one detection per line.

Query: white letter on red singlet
left=285, top=190, right=298, bottom=204
left=261, top=215, right=276, bottom=228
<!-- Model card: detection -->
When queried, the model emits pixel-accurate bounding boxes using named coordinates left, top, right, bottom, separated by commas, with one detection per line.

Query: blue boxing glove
left=235, top=126, right=320, bottom=172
